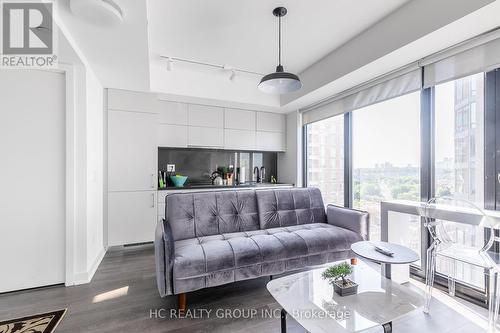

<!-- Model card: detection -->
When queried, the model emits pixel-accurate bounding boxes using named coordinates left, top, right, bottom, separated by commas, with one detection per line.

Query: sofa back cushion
left=166, top=190, right=260, bottom=241
left=256, top=187, right=326, bottom=229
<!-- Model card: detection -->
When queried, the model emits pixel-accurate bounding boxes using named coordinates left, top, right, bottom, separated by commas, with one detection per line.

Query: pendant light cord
left=278, top=15, right=282, bottom=66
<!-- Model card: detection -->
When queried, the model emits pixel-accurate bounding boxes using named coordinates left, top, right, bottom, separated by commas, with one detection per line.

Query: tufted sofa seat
left=155, top=187, right=369, bottom=297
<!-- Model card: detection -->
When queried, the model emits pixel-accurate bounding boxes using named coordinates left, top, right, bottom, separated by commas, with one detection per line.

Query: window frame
left=303, top=114, right=347, bottom=207
left=302, top=68, right=500, bottom=307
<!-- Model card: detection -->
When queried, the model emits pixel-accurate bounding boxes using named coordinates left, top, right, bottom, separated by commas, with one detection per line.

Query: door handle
left=151, top=193, right=155, bottom=208
left=151, top=173, right=155, bottom=188
left=497, top=173, right=500, bottom=184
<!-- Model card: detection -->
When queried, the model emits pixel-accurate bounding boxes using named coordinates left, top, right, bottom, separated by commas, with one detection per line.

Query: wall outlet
left=167, top=164, right=175, bottom=172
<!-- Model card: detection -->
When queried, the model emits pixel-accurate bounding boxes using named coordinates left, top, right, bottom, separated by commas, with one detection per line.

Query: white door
left=108, top=110, right=157, bottom=191
left=108, top=191, right=157, bottom=246
left=0, top=70, right=66, bottom=292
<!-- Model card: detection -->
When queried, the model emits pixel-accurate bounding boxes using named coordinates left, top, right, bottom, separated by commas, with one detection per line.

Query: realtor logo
left=1, top=1, right=57, bottom=67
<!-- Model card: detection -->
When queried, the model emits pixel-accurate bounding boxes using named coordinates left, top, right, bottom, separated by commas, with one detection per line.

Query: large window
left=352, top=92, right=421, bottom=241
left=303, top=67, right=499, bottom=305
left=306, top=115, right=344, bottom=206
left=434, top=73, right=486, bottom=289
left=435, top=73, right=485, bottom=203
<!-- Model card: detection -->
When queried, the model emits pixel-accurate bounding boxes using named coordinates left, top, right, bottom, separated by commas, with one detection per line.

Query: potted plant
left=322, top=262, right=358, bottom=296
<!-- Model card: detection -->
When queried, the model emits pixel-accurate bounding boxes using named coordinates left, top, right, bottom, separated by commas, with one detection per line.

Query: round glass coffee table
left=351, top=241, right=419, bottom=280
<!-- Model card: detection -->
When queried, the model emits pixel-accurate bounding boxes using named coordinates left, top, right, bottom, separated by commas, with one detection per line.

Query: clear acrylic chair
left=418, top=197, right=498, bottom=332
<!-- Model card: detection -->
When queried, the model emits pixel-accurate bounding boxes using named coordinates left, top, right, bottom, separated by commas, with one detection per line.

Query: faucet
left=253, top=166, right=261, bottom=183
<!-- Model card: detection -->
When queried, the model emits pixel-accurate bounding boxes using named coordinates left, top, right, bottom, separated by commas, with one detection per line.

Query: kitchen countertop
left=158, top=182, right=294, bottom=191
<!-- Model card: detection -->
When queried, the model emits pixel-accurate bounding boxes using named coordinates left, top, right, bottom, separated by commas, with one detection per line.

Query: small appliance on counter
left=210, top=171, right=224, bottom=186
left=236, top=167, right=246, bottom=184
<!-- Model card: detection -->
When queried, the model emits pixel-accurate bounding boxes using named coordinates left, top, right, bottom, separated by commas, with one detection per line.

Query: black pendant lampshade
left=258, top=7, right=302, bottom=94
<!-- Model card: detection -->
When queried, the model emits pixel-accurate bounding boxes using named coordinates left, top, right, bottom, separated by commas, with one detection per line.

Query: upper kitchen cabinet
left=255, top=112, right=286, bottom=152
left=188, top=104, right=224, bottom=128
left=157, top=124, right=188, bottom=148
left=225, top=108, right=256, bottom=131
left=157, top=101, right=188, bottom=125
left=224, top=129, right=256, bottom=150
left=256, top=112, right=285, bottom=133
left=188, top=126, right=224, bottom=148
left=256, top=131, right=285, bottom=152
left=157, top=100, right=188, bottom=148
left=108, top=89, right=161, bottom=113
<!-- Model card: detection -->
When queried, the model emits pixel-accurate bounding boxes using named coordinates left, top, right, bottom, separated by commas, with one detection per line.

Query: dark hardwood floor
left=0, top=244, right=489, bottom=332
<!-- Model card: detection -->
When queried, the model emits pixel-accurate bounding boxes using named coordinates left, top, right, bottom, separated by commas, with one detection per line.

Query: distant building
left=306, top=116, right=344, bottom=205
left=453, top=75, right=484, bottom=203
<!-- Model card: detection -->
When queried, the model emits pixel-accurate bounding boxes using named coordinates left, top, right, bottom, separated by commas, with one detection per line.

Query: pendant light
left=258, top=7, right=302, bottom=94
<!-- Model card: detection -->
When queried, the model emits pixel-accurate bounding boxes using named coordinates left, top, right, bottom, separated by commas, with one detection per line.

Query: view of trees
left=353, top=163, right=419, bottom=241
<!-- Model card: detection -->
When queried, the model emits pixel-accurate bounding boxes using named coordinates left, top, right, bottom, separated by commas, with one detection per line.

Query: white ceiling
left=147, top=0, right=409, bottom=74
left=57, top=0, right=500, bottom=113
left=57, top=0, right=150, bottom=92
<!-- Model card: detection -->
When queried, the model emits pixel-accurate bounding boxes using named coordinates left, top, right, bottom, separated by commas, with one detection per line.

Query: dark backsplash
left=158, top=148, right=277, bottom=185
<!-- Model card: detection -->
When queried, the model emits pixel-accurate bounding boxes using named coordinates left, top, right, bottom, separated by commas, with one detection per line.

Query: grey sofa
left=155, top=187, right=369, bottom=304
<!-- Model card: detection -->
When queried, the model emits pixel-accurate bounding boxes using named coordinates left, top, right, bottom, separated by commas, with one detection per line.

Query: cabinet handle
left=151, top=173, right=155, bottom=188
left=151, top=193, right=155, bottom=208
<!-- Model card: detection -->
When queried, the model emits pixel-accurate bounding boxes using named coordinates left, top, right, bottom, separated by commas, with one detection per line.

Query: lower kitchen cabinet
left=108, top=191, right=157, bottom=246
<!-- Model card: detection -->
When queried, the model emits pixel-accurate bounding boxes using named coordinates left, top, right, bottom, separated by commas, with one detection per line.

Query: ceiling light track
left=160, top=55, right=264, bottom=76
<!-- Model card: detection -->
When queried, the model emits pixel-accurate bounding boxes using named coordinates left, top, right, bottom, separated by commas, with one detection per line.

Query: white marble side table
left=351, top=241, right=420, bottom=281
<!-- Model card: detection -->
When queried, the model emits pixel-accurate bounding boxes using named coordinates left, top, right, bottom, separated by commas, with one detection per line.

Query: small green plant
left=322, top=262, right=353, bottom=287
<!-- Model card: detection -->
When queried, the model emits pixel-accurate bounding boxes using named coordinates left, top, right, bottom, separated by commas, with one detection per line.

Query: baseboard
left=72, top=247, right=107, bottom=285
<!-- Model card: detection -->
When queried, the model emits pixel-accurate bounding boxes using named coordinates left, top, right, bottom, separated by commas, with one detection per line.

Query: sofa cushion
left=166, top=190, right=260, bottom=241
left=256, top=187, right=326, bottom=229
left=172, top=223, right=362, bottom=281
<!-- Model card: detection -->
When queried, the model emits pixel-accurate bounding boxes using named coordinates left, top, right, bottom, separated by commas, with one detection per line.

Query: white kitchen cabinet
left=224, top=108, right=256, bottom=131
left=108, top=110, right=157, bottom=191
left=108, top=89, right=160, bottom=113
left=256, top=131, right=286, bottom=151
left=188, top=126, right=224, bottom=147
left=256, top=112, right=285, bottom=132
left=224, top=129, right=256, bottom=150
left=188, top=104, right=224, bottom=128
left=158, top=124, right=188, bottom=148
left=158, top=101, right=188, bottom=125
left=108, top=191, right=157, bottom=246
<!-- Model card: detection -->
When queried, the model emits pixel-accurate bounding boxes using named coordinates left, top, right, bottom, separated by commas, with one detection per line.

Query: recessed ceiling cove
left=70, top=0, right=123, bottom=26
left=147, top=0, right=409, bottom=108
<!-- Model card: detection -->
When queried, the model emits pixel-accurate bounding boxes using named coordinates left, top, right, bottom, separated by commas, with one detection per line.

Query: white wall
left=59, top=31, right=106, bottom=284
left=85, top=68, right=105, bottom=271
left=278, top=111, right=302, bottom=186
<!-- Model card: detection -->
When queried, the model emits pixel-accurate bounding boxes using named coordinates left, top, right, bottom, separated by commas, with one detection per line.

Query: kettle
left=211, top=171, right=224, bottom=186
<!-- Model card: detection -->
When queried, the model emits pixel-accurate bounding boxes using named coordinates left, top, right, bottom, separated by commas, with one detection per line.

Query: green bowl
left=170, top=175, right=188, bottom=188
